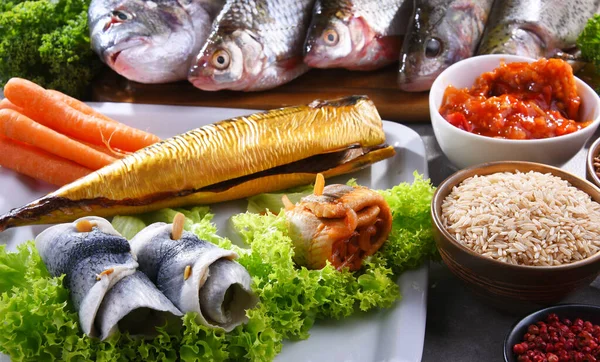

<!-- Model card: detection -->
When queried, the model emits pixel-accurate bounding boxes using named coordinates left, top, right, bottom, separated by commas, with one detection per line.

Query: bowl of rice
left=432, top=161, right=600, bottom=305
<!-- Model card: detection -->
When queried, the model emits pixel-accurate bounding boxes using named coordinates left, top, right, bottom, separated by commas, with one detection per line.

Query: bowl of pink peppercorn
left=504, top=304, right=600, bottom=362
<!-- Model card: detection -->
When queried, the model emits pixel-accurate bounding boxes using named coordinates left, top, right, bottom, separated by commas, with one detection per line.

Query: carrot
left=46, top=89, right=118, bottom=124
left=4, top=78, right=160, bottom=152
left=0, top=109, right=117, bottom=170
left=0, top=98, right=23, bottom=113
left=78, top=139, right=130, bottom=159
left=0, top=135, right=92, bottom=186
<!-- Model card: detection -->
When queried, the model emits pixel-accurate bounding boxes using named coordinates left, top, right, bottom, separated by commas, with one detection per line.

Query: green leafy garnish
left=578, top=14, right=600, bottom=70
left=0, top=0, right=104, bottom=97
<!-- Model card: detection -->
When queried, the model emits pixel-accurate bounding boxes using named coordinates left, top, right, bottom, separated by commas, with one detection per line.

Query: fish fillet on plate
left=0, top=96, right=395, bottom=231
left=35, top=217, right=182, bottom=340
left=130, top=217, right=258, bottom=331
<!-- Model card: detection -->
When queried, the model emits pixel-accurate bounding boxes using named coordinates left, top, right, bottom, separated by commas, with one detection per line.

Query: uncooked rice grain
left=441, top=171, right=600, bottom=266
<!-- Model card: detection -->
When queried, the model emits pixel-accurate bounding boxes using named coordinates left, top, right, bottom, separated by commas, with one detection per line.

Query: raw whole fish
left=188, top=0, right=315, bottom=91
left=89, top=0, right=225, bottom=83
left=0, top=96, right=395, bottom=231
left=398, top=0, right=494, bottom=92
left=129, top=218, right=257, bottom=331
left=304, top=0, right=410, bottom=71
left=476, top=0, right=600, bottom=58
left=35, top=217, right=182, bottom=340
left=284, top=177, right=392, bottom=271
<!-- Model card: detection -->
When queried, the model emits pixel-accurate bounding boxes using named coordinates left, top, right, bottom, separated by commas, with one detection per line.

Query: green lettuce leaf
left=246, top=184, right=313, bottom=214
left=377, top=172, right=439, bottom=274
left=111, top=215, right=147, bottom=240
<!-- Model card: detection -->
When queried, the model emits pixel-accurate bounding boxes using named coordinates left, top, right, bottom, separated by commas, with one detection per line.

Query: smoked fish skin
left=0, top=96, right=395, bottom=231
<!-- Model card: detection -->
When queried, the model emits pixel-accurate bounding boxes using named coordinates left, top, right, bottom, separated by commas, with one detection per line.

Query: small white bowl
left=429, top=54, right=600, bottom=169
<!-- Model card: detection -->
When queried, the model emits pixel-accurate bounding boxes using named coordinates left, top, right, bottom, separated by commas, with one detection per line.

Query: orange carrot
left=0, top=109, right=117, bottom=170
left=4, top=78, right=160, bottom=152
left=46, top=89, right=118, bottom=124
left=0, top=98, right=23, bottom=113
left=78, top=139, right=130, bottom=159
left=0, top=135, right=92, bottom=186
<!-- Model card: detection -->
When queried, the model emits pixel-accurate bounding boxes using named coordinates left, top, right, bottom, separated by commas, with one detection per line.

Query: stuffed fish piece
left=35, top=217, right=182, bottom=340
left=130, top=213, right=258, bottom=331
left=283, top=174, right=392, bottom=271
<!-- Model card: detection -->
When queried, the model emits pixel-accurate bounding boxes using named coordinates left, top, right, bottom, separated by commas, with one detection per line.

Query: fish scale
left=314, top=0, right=406, bottom=36
left=216, top=0, right=310, bottom=45
left=477, top=0, right=600, bottom=57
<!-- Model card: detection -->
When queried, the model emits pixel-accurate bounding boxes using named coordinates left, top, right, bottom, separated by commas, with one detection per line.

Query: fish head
left=188, top=28, right=266, bottom=91
left=88, top=0, right=197, bottom=83
left=304, top=14, right=358, bottom=68
left=398, top=1, right=489, bottom=92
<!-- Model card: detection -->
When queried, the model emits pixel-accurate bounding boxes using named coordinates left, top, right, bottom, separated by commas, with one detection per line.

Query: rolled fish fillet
left=130, top=222, right=258, bottom=332
left=285, top=183, right=392, bottom=271
left=35, top=217, right=182, bottom=340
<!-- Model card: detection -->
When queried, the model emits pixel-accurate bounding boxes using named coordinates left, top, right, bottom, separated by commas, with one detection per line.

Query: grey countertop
left=407, top=124, right=600, bottom=362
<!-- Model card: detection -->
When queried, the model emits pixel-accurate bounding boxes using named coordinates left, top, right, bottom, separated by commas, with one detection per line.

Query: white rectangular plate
left=0, top=103, right=428, bottom=362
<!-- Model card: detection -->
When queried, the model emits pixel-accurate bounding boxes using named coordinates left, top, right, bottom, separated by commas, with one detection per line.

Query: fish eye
left=111, top=10, right=132, bottom=21
left=323, top=29, right=339, bottom=46
left=211, top=49, right=231, bottom=70
left=425, top=38, right=443, bottom=58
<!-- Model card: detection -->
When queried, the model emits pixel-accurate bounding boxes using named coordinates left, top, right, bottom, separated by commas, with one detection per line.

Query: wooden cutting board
left=91, top=65, right=431, bottom=122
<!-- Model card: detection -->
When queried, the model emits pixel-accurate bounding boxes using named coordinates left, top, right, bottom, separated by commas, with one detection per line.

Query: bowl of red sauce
left=430, top=54, right=600, bottom=169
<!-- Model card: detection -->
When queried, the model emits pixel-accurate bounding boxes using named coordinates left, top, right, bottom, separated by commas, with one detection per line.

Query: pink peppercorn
left=513, top=314, right=600, bottom=362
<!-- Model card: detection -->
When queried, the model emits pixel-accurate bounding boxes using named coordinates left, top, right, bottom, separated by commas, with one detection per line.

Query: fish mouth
left=104, top=38, right=149, bottom=66
left=109, top=51, right=123, bottom=65
left=190, top=76, right=223, bottom=91
left=398, top=72, right=438, bottom=92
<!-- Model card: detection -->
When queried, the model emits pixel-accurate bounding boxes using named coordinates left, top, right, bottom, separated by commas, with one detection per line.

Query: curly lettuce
left=578, top=14, right=600, bottom=71
left=0, top=0, right=104, bottom=97
left=0, top=173, right=436, bottom=361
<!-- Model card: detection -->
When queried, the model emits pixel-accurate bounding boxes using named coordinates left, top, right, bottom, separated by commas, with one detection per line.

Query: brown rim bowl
left=586, top=135, right=600, bottom=189
left=432, top=161, right=600, bottom=308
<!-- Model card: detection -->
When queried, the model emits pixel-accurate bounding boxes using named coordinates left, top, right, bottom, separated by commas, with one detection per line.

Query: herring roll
left=35, top=217, right=182, bottom=340
left=130, top=214, right=258, bottom=332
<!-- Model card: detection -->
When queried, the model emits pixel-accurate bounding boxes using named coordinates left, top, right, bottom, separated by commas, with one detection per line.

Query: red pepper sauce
left=439, top=58, right=591, bottom=139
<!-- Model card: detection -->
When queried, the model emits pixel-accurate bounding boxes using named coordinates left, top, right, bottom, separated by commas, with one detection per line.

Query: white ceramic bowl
left=429, top=54, right=600, bottom=169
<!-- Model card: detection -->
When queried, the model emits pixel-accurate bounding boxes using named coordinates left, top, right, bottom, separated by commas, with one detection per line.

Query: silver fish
left=89, top=0, right=224, bottom=83
left=303, top=0, right=410, bottom=71
left=398, top=0, right=494, bottom=92
left=476, top=0, right=600, bottom=58
left=130, top=222, right=258, bottom=331
left=35, top=217, right=182, bottom=340
left=188, top=0, right=315, bottom=91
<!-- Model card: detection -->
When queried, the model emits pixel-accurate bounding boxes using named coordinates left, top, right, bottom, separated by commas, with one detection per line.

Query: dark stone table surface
left=407, top=124, right=600, bottom=362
